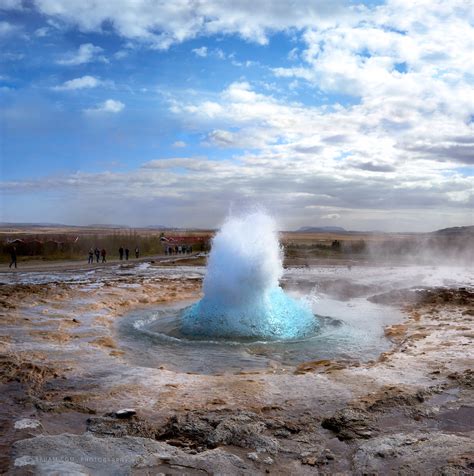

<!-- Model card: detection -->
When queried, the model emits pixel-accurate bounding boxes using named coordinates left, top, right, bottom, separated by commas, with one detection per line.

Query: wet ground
left=0, top=261, right=473, bottom=474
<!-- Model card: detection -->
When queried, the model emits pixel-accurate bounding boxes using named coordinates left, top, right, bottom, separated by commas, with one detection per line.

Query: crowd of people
left=7, top=241, right=197, bottom=270
left=87, top=246, right=140, bottom=264
left=164, top=244, right=193, bottom=255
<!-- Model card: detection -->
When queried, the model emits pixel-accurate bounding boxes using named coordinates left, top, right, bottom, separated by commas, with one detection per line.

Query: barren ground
left=0, top=260, right=472, bottom=475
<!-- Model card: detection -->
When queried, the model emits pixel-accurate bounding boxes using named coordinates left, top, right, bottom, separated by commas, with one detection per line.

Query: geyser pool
left=181, top=212, right=318, bottom=339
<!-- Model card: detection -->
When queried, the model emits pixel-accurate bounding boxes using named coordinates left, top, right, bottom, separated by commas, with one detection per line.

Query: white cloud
left=0, top=21, right=21, bottom=37
left=0, top=0, right=24, bottom=9
left=5, top=0, right=350, bottom=49
left=114, top=50, right=128, bottom=59
left=34, top=26, right=50, bottom=37
left=53, top=75, right=102, bottom=90
left=192, top=46, right=208, bottom=57
left=84, top=99, right=124, bottom=114
left=287, top=47, right=299, bottom=61
left=193, top=46, right=227, bottom=59
left=57, top=43, right=105, bottom=65
left=172, top=141, right=187, bottom=148
left=214, top=48, right=225, bottom=59
left=165, top=78, right=473, bottom=228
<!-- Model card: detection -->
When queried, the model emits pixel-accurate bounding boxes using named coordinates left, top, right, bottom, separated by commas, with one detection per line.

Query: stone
left=353, top=432, right=474, bottom=474
left=321, top=407, right=377, bottom=440
left=115, top=409, right=136, bottom=419
left=159, top=410, right=279, bottom=454
left=14, top=419, right=42, bottom=430
left=13, top=433, right=255, bottom=475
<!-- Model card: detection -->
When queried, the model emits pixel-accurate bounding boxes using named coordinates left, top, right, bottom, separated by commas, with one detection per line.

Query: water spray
left=181, top=211, right=318, bottom=339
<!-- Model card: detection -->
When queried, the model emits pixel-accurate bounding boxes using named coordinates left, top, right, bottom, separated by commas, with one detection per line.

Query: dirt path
left=0, top=253, right=204, bottom=274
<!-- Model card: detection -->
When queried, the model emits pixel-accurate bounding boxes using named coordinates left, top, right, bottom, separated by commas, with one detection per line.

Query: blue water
left=181, top=286, right=318, bottom=339
left=179, top=211, right=320, bottom=340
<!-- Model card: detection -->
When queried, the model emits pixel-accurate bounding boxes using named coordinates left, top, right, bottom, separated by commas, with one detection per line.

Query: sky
left=0, top=0, right=473, bottom=231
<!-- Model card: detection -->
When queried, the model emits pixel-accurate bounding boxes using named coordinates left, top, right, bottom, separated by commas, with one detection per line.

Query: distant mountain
left=87, top=224, right=131, bottom=228
left=433, top=225, right=474, bottom=235
left=0, top=222, right=70, bottom=228
left=145, top=225, right=174, bottom=230
left=297, top=226, right=347, bottom=233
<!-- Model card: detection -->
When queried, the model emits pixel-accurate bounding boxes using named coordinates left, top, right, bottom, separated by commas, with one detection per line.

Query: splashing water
left=181, top=211, right=318, bottom=339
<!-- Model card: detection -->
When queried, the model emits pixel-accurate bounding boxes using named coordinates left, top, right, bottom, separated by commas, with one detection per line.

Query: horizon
left=0, top=220, right=473, bottom=235
left=1, top=1, right=473, bottom=232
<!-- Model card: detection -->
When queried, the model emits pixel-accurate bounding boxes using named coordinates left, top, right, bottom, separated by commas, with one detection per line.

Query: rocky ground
left=0, top=263, right=473, bottom=475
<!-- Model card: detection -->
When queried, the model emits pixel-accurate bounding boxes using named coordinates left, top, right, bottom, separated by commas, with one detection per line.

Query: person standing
left=125, top=248, right=129, bottom=260
left=94, top=247, right=100, bottom=263
left=9, top=246, right=17, bottom=269
left=135, top=246, right=139, bottom=259
left=101, top=248, right=107, bottom=263
left=88, top=248, right=94, bottom=264
left=119, top=246, right=124, bottom=260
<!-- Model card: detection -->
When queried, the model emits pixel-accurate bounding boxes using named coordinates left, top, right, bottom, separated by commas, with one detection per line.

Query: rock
left=324, top=449, right=335, bottom=460
left=14, top=418, right=42, bottom=430
left=353, top=432, right=474, bottom=474
left=87, top=415, right=158, bottom=439
left=32, top=397, right=96, bottom=415
left=247, top=452, right=259, bottom=461
left=447, top=369, right=474, bottom=388
left=300, top=448, right=335, bottom=468
left=321, top=407, right=377, bottom=440
left=13, top=433, right=254, bottom=475
left=159, top=410, right=279, bottom=454
left=294, top=359, right=332, bottom=374
left=301, top=455, right=318, bottom=466
left=115, top=409, right=136, bottom=419
left=262, top=456, right=274, bottom=465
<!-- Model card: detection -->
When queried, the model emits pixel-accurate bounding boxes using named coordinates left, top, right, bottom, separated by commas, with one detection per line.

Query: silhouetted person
left=125, top=248, right=129, bottom=260
left=9, top=247, right=17, bottom=269
left=88, top=248, right=94, bottom=264
left=94, top=247, right=100, bottom=263
left=119, top=246, right=124, bottom=260
left=135, top=246, right=139, bottom=259
left=101, top=248, right=107, bottom=263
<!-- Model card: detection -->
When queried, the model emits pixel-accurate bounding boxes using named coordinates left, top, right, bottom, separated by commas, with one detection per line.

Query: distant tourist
left=94, top=247, right=100, bottom=263
left=119, top=246, right=124, bottom=260
left=125, top=248, right=129, bottom=260
left=135, top=246, right=139, bottom=259
left=101, top=248, right=107, bottom=263
left=88, top=248, right=94, bottom=264
left=9, top=246, right=17, bottom=269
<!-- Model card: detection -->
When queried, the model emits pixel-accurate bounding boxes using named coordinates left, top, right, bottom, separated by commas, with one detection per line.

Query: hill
left=297, top=226, right=347, bottom=233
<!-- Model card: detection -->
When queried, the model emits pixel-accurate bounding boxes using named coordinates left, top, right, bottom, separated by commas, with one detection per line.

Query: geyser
left=181, top=211, right=318, bottom=339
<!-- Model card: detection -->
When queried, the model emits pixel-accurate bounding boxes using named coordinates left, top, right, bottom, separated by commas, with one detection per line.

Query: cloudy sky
left=0, top=0, right=473, bottom=231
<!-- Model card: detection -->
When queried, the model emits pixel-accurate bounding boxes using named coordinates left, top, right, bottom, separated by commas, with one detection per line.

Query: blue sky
left=0, top=0, right=473, bottom=230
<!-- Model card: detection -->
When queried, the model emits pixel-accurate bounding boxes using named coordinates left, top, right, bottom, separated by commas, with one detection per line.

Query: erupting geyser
left=181, top=211, right=318, bottom=339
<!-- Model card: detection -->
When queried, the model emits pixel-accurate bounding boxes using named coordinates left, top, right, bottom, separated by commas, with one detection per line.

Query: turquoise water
left=179, top=211, right=320, bottom=340
left=117, top=292, right=401, bottom=374
left=181, top=286, right=318, bottom=339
